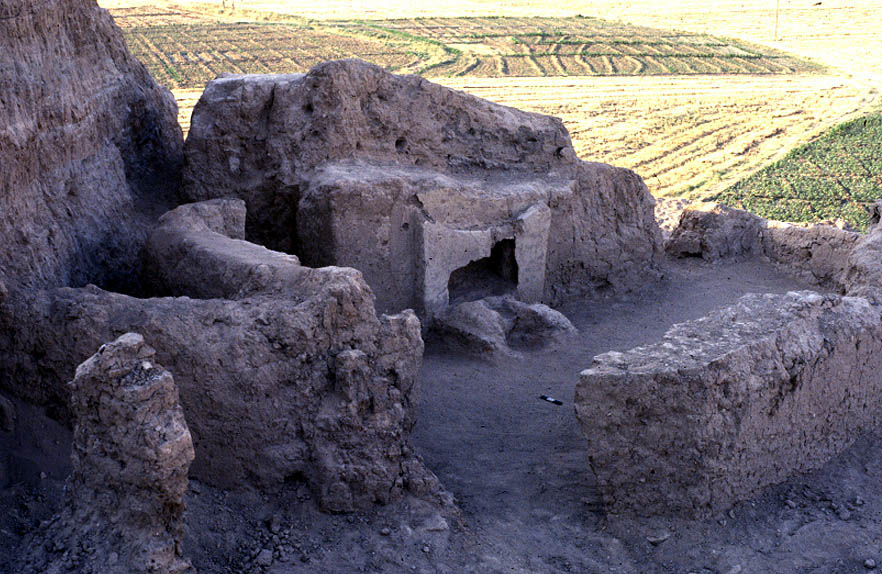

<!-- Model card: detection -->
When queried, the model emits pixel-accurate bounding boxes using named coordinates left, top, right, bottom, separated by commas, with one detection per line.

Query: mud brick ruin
left=577, top=290, right=882, bottom=517
left=3, top=0, right=882, bottom=568
left=180, top=63, right=662, bottom=321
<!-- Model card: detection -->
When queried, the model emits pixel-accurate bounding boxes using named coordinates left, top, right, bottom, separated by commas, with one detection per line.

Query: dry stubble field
left=441, top=74, right=874, bottom=199
left=101, top=0, right=882, bottom=202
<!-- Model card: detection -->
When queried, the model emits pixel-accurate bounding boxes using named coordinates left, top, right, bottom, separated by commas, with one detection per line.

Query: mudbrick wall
left=578, top=203, right=882, bottom=517
left=665, top=201, right=882, bottom=302
left=4, top=3, right=882, bottom=566
left=5, top=199, right=441, bottom=511
left=0, top=0, right=441, bottom=513
left=182, top=61, right=664, bottom=318
left=17, top=333, right=195, bottom=573
left=665, top=202, right=860, bottom=290
left=576, top=291, right=882, bottom=518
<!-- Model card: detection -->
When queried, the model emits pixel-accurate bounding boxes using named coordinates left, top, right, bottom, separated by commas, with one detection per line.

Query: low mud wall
left=575, top=291, right=882, bottom=517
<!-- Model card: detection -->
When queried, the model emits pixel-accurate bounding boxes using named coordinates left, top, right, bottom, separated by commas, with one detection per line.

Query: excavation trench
left=412, top=256, right=825, bottom=549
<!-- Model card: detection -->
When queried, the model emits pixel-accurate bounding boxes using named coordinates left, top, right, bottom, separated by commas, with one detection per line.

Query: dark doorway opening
left=447, top=238, right=518, bottom=304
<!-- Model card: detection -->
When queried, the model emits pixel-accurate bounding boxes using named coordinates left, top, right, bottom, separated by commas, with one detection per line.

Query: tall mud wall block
left=17, top=333, right=195, bottom=574
left=182, top=60, right=663, bottom=319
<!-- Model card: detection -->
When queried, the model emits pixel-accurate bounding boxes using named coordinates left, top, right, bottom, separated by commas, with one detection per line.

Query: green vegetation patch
left=713, top=112, right=882, bottom=231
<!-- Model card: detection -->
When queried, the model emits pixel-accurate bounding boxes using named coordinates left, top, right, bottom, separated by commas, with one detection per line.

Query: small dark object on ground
left=539, top=395, right=563, bottom=405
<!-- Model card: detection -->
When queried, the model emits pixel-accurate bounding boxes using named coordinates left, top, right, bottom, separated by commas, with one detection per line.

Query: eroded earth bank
left=3, top=1, right=882, bottom=573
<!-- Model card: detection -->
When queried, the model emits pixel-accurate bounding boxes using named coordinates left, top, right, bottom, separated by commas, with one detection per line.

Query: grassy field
left=332, top=17, right=813, bottom=77
left=713, top=111, right=882, bottom=230
left=101, top=0, right=882, bottom=220
left=585, top=0, right=882, bottom=77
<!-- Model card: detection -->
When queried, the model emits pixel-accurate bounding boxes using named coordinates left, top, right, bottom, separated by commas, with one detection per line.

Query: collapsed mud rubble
left=4, top=1, right=882, bottom=572
left=432, top=295, right=578, bottom=358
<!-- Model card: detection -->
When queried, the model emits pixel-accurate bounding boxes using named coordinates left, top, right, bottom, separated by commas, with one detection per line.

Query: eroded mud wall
left=0, top=0, right=182, bottom=295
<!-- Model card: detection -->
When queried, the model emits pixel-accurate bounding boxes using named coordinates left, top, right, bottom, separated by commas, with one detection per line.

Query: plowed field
left=438, top=75, right=877, bottom=198
left=101, top=0, right=881, bottom=215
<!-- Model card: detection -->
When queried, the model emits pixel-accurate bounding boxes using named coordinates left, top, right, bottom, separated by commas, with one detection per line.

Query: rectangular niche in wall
left=447, top=239, right=519, bottom=305
left=419, top=202, right=551, bottom=323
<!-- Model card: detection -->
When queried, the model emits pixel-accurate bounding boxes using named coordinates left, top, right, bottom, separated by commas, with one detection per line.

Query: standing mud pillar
left=17, top=333, right=195, bottom=574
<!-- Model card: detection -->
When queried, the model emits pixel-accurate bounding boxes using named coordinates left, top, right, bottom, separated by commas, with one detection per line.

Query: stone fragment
left=255, top=549, right=273, bottom=567
left=433, top=299, right=511, bottom=356
left=575, top=291, right=882, bottom=517
left=490, top=296, right=578, bottom=350
left=432, top=295, right=576, bottom=358
left=646, top=532, right=670, bottom=546
left=422, top=513, right=449, bottom=532
left=17, top=333, right=195, bottom=573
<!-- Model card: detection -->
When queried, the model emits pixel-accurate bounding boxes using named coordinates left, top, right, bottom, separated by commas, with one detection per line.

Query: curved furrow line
left=524, top=41, right=547, bottom=76
left=718, top=56, right=753, bottom=74
left=642, top=55, right=671, bottom=74
left=629, top=118, right=731, bottom=170
left=697, top=56, right=725, bottom=74
left=455, top=56, right=482, bottom=77
left=575, top=47, right=597, bottom=74
left=729, top=56, right=765, bottom=74
left=549, top=37, right=568, bottom=76
left=626, top=55, right=646, bottom=74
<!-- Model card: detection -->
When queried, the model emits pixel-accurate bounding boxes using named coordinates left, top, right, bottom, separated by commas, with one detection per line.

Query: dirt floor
left=3, top=256, right=882, bottom=573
